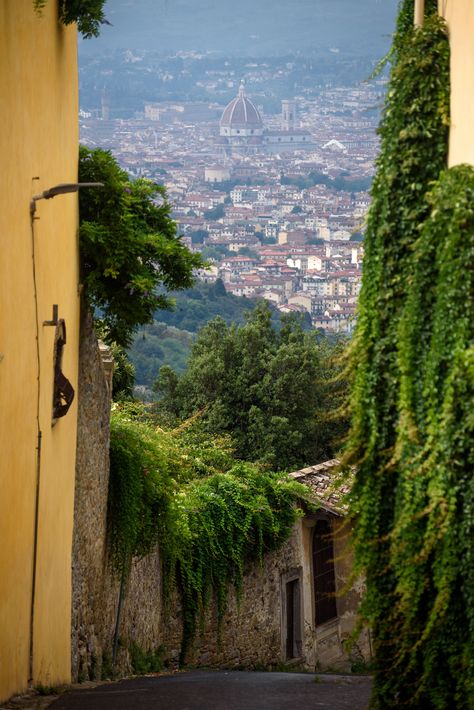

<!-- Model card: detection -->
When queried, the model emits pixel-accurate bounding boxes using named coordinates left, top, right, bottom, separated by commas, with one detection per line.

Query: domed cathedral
left=219, top=81, right=264, bottom=154
left=218, top=82, right=313, bottom=156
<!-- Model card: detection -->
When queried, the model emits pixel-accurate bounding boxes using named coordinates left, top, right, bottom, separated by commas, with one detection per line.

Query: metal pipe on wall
left=415, top=0, right=425, bottom=26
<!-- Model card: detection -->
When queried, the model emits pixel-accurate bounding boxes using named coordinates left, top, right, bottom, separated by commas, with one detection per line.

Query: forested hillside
left=128, top=280, right=302, bottom=388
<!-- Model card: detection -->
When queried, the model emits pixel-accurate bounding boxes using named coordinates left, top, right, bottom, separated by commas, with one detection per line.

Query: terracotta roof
left=288, top=459, right=351, bottom=515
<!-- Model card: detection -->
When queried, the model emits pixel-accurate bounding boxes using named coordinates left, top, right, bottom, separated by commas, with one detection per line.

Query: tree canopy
left=79, top=146, right=203, bottom=346
left=34, top=0, right=107, bottom=38
left=155, top=302, right=346, bottom=470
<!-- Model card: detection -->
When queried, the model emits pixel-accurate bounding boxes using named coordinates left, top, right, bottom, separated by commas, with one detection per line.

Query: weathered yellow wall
left=439, top=0, right=474, bottom=167
left=0, top=1, right=79, bottom=701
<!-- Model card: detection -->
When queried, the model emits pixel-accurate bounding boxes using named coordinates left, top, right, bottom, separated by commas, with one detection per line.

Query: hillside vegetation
left=128, top=280, right=305, bottom=388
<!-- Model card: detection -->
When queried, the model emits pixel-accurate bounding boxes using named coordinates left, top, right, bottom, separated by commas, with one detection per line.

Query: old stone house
left=282, top=462, right=370, bottom=671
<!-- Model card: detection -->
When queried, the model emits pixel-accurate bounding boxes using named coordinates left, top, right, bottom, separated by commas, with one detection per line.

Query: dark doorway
left=285, top=577, right=302, bottom=659
left=313, top=518, right=337, bottom=626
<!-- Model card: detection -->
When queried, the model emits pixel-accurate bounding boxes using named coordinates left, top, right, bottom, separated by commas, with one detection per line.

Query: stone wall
left=72, top=309, right=164, bottom=680
left=161, top=528, right=303, bottom=670
left=72, top=315, right=369, bottom=679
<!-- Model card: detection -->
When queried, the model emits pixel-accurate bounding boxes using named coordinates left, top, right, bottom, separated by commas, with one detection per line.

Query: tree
left=190, top=229, right=208, bottom=244
left=203, top=203, right=225, bottom=220
left=155, top=303, right=345, bottom=471
left=78, top=146, right=203, bottom=346
left=34, top=0, right=107, bottom=38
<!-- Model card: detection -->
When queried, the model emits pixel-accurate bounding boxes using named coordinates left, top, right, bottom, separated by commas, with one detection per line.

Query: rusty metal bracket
left=43, top=304, right=59, bottom=326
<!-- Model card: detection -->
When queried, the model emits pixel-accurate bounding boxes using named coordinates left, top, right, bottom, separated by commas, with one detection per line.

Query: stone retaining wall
left=72, top=315, right=368, bottom=680
left=71, top=305, right=301, bottom=675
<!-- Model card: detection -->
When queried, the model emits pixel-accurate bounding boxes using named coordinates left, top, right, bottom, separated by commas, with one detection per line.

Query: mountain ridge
left=81, top=0, right=399, bottom=58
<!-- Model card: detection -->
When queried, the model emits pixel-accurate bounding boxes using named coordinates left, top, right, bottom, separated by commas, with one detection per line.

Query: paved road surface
left=51, top=671, right=372, bottom=710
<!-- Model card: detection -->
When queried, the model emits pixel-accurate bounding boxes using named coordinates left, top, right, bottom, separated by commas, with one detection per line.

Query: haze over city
left=80, top=0, right=399, bottom=56
left=76, top=0, right=401, bottom=371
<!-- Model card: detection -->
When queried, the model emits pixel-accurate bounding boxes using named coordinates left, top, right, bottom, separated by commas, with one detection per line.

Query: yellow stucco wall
left=439, top=0, right=474, bottom=167
left=0, top=1, right=79, bottom=701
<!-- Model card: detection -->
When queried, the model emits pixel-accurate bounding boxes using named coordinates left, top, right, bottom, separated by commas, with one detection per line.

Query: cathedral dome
left=220, top=82, right=262, bottom=129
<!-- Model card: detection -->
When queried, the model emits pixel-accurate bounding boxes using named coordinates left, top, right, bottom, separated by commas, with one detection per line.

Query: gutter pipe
left=415, top=0, right=425, bottom=27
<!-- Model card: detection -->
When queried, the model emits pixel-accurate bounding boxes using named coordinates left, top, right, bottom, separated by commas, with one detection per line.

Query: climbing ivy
left=342, top=0, right=474, bottom=707
left=166, top=462, right=310, bottom=664
left=393, top=165, right=474, bottom=708
left=108, top=406, right=310, bottom=664
left=108, top=408, right=175, bottom=576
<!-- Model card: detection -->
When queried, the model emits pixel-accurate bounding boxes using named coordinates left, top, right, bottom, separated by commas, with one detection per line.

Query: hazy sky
left=80, top=0, right=400, bottom=57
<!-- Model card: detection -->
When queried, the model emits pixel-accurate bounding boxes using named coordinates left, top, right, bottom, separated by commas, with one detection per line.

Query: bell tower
left=101, top=87, right=110, bottom=121
left=282, top=99, right=296, bottom=131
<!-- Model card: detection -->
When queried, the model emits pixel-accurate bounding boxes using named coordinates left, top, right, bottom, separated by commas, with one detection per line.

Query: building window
left=313, top=519, right=337, bottom=626
left=281, top=568, right=303, bottom=660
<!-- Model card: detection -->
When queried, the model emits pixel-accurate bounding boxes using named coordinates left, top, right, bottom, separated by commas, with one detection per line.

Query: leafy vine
left=345, top=0, right=474, bottom=706
left=108, top=406, right=311, bottom=664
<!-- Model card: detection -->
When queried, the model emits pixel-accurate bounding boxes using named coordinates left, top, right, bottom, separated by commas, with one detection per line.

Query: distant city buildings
left=218, top=81, right=313, bottom=155
left=79, top=77, right=381, bottom=334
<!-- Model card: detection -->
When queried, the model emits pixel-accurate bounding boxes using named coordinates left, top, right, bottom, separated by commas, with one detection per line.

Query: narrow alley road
left=50, top=671, right=372, bottom=710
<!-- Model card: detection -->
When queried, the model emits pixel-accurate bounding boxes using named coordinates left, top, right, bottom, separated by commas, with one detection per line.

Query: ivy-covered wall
left=346, top=1, right=473, bottom=707
left=72, top=319, right=368, bottom=678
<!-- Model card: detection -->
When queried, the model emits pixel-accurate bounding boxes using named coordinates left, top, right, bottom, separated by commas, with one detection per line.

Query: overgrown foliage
left=108, top=405, right=310, bottom=663
left=79, top=147, right=203, bottom=346
left=33, top=0, right=107, bottom=38
left=346, top=1, right=473, bottom=707
left=155, top=302, right=347, bottom=470
left=393, top=165, right=474, bottom=708
left=108, top=409, right=175, bottom=576
left=168, top=462, right=310, bottom=664
left=129, top=643, right=165, bottom=675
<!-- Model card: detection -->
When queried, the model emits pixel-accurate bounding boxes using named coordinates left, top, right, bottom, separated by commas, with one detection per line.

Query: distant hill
left=82, top=0, right=398, bottom=58
left=128, top=280, right=306, bottom=389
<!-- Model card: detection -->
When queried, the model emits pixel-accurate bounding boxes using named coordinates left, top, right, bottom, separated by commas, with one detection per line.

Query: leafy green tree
left=190, top=229, right=208, bottom=244
left=79, top=146, right=203, bottom=346
left=212, top=278, right=227, bottom=297
left=34, top=0, right=107, bottom=38
left=155, top=303, right=345, bottom=470
left=203, top=203, right=225, bottom=220
left=109, top=343, right=136, bottom=401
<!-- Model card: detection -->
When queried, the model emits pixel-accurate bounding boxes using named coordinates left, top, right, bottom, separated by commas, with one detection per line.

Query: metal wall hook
left=43, top=304, right=59, bottom=326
